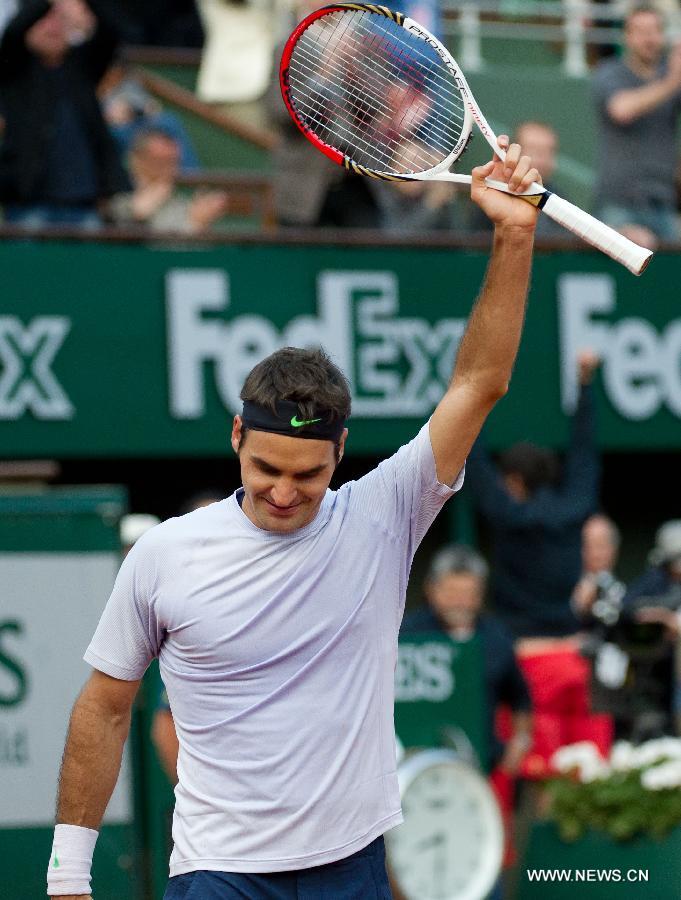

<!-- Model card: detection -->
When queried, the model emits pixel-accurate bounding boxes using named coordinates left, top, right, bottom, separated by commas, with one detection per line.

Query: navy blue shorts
left=163, top=836, right=392, bottom=899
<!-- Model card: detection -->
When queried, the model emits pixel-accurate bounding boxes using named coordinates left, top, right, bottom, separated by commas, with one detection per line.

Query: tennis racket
left=280, top=3, right=652, bottom=275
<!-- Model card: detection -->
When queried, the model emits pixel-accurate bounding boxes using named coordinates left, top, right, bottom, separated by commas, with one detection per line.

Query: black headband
left=241, top=399, right=346, bottom=442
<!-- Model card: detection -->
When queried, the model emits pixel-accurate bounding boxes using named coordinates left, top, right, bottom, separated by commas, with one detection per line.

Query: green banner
left=395, top=633, right=487, bottom=768
left=1, top=240, right=680, bottom=457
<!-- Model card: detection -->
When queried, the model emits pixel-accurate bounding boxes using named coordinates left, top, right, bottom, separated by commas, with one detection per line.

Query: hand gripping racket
left=280, top=3, right=652, bottom=275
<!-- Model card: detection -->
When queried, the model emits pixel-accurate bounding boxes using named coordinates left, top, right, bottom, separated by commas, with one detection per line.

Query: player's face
left=625, top=12, right=665, bottom=67
left=426, top=572, right=483, bottom=630
left=232, top=418, right=345, bottom=533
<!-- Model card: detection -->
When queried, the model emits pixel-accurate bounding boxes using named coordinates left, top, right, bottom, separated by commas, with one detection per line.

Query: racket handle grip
left=541, top=192, right=653, bottom=276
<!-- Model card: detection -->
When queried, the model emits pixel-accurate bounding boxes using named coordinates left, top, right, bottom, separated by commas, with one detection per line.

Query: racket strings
left=287, top=9, right=466, bottom=175
left=290, top=17, right=462, bottom=169
left=291, top=42, right=464, bottom=151
left=288, top=51, right=452, bottom=171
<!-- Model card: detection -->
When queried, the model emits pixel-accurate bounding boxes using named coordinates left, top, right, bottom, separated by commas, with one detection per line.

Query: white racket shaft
left=410, top=172, right=652, bottom=276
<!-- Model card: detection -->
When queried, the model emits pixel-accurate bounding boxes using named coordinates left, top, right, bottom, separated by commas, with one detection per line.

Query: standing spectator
left=592, top=6, right=681, bottom=249
left=267, top=0, right=379, bottom=229
left=572, top=514, right=624, bottom=620
left=572, top=515, right=627, bottom=738
left=466, top=351, right=611, bottom=777
left=108, top=128, right=229, bottom=234
left=0, top=0, right=129, bottom=229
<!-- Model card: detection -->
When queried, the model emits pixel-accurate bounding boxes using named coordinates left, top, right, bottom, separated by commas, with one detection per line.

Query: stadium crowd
left=1, top=2, right=679, bottom=893
left=0, top=0, right=680, bottom=240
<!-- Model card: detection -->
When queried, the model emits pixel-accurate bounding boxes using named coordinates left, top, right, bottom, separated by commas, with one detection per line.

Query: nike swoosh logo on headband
left=290, top=416, right=322, bottom=427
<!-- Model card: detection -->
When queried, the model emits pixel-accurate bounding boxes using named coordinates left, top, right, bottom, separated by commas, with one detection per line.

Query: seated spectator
left=469, top=121, right=563, bottom=239
left=401, top=545, right=531, bottom=897
left=108, top=128, right=229, bottom=234
left=370, top=140, right=468, bottom=233
left=100, top=65, right=200, bottom=172
left=401, top=544, right=532, bottom=776
left=0, top=0, right=129, bottom=230
left=592, top=6, right=681, bottom=249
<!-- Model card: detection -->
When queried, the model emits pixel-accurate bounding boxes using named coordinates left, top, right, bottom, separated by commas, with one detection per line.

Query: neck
left=627, top=53, right=659, bottom=79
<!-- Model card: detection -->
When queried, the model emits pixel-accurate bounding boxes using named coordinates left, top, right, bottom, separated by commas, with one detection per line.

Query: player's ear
left=231, top=416, right=243, bottom=455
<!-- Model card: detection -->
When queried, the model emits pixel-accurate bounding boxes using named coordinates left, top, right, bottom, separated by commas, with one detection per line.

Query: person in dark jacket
left=401, top=545, right=531, bottom=898
left=401, top=544, right=532, bottom=775
left=620, top=520, right=681, bottom=739
left=466, top=350, right=612, bottom=777
left=0, top=0, right=129, bottom=229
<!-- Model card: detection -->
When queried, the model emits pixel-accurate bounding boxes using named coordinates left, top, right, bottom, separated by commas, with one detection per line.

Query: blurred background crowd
left=1, top=1, right=681, bottom=898
left=1, top=0, right=681, bottom=247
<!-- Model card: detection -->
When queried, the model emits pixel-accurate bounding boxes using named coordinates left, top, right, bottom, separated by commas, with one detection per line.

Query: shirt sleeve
left=83, top=532, right=163, bottom=681
left=352, top=421, right=464, bottom=555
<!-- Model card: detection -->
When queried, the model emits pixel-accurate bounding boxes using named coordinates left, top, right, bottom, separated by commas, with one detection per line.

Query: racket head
left=280, top=3, right=474, bottom=181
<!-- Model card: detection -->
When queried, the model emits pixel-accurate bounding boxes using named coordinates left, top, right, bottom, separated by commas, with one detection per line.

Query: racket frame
left=280, top=3, right=653, bottom=274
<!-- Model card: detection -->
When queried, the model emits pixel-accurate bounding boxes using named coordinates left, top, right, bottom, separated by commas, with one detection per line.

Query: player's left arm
left=430, top=137, right=540, bottom=486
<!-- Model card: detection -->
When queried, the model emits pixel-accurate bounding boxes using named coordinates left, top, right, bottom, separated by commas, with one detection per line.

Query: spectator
left=469, top=121, right=563, bottom=238
left=572, top=515, right=628, bottom=738
left=267, top=0, right=379, bottom=228
left=108, top=128, right=229, bottom=234
left=572, top=514, right=625, bottom=620
left=466, top=351, right=612, bottom=777
left=401, top=544, right=531, bottom=899
left=620, top=520, right=681, bottom=738
left=592, top=6, right=681, bottom=249
left=369, top=140, right=468, bottom=233
left=100, top=65, right=200, bottom=172
left=0, top=0, right=129, bottom=229
left=401, top=545, right=532, bottom=776
left=195, top=0, right=273, bottom=105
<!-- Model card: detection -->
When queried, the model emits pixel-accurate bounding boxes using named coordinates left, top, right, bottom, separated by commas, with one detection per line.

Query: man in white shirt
left=48, top=136, right=542, bottom=900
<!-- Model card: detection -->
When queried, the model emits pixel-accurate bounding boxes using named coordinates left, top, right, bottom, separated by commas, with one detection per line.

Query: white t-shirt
left=85, top=422, right=463, bottom=875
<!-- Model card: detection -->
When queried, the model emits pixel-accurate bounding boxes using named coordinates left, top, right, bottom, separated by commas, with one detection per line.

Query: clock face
left=385, top=752, right=503, bottom=900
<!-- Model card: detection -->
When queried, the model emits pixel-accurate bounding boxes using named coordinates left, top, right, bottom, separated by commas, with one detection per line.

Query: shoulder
left=401, top=606, right=442, bottom=634
left=593, top=58, right=630, bottom=94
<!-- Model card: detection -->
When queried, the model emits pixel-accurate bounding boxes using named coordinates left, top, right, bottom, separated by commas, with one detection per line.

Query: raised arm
left=429, top=138, right=539, bottom=486
left=606, top=43, right=681, bottom=125
left=49, top=669, right=141, bottom=900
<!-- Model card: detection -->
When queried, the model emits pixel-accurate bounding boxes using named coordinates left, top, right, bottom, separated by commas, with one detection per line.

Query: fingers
left=503, top=142, right=542, bottom=193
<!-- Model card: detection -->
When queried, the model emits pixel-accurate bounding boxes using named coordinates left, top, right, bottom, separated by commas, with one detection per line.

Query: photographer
left=618, top=521, right=681, bottom=739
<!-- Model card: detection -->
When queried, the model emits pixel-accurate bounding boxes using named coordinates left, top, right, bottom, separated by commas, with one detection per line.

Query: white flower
left=610, top=741, right=637, bottom=772
left=641, top=760, right=681, bottom=791
left=631, top=738, right=681, bottom=769
left=551, top=742, right=609, bottom=781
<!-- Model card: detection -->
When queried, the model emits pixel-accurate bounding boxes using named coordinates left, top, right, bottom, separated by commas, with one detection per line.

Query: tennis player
left=48, top=137, right=541, bottom=900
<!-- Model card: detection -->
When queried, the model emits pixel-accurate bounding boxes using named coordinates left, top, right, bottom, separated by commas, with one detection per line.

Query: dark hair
left=239, top=347, right=351, bottom=459
left=498, top=442, right=559, bottom=495
left=240, top=347, right=351, bottom=420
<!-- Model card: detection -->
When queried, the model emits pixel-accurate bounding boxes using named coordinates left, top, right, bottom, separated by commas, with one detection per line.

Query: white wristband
left=47, top=823, right=98, bottom=896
